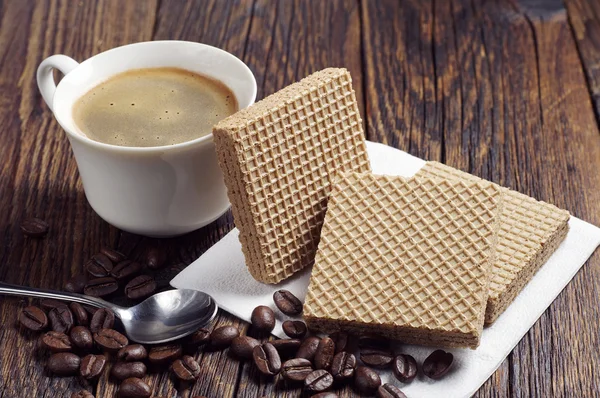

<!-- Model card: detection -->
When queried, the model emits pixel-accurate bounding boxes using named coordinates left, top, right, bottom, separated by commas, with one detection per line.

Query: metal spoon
left=0, top=282, right=218, bottom=344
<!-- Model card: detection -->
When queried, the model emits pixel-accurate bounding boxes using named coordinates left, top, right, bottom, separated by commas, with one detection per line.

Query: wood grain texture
left=362, top=0, right=600, bottom=397
left=0, top=0, right=599, bottom=397
left=565, top=0, right=600, bottom=120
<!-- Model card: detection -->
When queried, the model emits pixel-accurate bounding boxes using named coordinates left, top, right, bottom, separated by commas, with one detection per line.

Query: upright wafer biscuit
left=214, top=68, right=370, bottom=284
left=304, top=173, right=502, bottom=349
left=416, top=162, right=570, bottom=324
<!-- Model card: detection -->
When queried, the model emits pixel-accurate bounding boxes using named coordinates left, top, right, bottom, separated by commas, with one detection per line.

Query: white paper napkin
left=171, top=141, right=600, bottom=398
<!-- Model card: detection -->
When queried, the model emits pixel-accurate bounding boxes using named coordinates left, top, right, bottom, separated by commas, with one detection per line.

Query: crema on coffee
left=73, top=67, right=237, bottom=147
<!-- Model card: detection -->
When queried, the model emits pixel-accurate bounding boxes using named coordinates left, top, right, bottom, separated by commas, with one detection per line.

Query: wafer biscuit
left=304, top=173, right=502, bottom=348
left=213, top=68, right=370, bottom=284
left=416, top=162, right=570, bottom=324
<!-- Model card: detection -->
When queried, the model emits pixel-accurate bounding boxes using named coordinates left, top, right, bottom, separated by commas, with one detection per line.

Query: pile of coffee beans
left=15, top=238, right=456, bottom=397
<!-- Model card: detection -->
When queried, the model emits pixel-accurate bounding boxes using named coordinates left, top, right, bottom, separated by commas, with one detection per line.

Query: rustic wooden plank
left=363, top=0, right=600, bottom=397
left=565, top=0, right=600, bottom=121
left=0, top=1, right=157, bottom=397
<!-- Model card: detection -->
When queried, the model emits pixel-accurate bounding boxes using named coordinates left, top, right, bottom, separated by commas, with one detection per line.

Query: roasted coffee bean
left=314, top=337, right=335, bottom=370
left=19, top=305, right=47, bottom=331
left=392, top=354, right=417, bottom=383
left=118, top=344, right=148, bottom=362
left=330, top=351, right=356, bottom=381
left=210, top=325, right=239, bottom=348
left=270, top=338, right=301, bottom=358
left=281, top=358, right=313, bottom=382
left=47, top=352, right=81, bottom=376
left=361, top=350, right=394, bottom=368
left=79, top=354, right=106, bottom=380
left=172, top=355, right=201, bottom=381
left=42, top=331, right=72, bottom=352
left=94, top=328, right=128, bottom=352
left=85, top=254, right=113, bottom=277
left=65, top=274, right=89, bottom=294
left=100, top=247, right=126, bottom=263
left=359, top=337, right=390, bottom=352
left=125, top=275, right=156, bottom=300
left=118, top=377, right=151, bottom=398
left=148, top=344, right=182, bottom=364
left=250, top=305, right=275, bottom=333
left=21, top=217, right=49, bottom=237
left=146, top=247, right=167, bottom=270
left=111, top=260, right=142, bottom=281
left=304, top=369, right=333, bottom=392
left=49, top=305, right=74, bottom=333
left=311, top=393, right=338, bottom=398
left=40, top=298, right=67, bottom=311
left=282, top=320, right=307, bottom=339
left=186, top=328, right=211, bottom=346
left=71, top=391, right=94, bottom=398
left=70, top=326, right=94, bottom=351
left=297, top=336, right=320, bottom=363
left=90, top=308, right=115, bottom=333
left=423, top=349, right=453, bottom=379
left=273, top=289, right=303, bottom=316
left=329, top=332, right=349, bottom=353
left=69, top=303, right=89, bottom=326
left=253, top=343, right=281, bottom=376
left=84, top=277, right=119, bottom=297
left=111, top=361, right=147, bottom=380
left=230, top=336, right=260, bottom=359
left=377, top=384, right=407, bottom=398
left=354, top=366, right=382, bottom=394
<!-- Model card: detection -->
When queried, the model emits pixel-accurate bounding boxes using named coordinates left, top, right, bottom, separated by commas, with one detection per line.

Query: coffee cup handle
left=36, top=55, right=80, bottom=112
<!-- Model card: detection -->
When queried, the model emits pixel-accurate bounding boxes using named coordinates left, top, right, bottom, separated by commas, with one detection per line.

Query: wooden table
left=1, top=0, right=599, bottom=397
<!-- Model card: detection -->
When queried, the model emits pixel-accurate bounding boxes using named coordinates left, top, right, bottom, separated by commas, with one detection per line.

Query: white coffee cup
left=37, top=41, right=256, bottom=237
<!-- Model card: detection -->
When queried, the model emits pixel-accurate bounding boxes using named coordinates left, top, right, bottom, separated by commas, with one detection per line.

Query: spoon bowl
left=114, top=289, right=218, bottom=344
left=0, top=282, right=218, bottom=344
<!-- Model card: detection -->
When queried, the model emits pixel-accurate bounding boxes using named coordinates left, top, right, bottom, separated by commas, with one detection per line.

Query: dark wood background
left=0, top=0, right=599, bottom=397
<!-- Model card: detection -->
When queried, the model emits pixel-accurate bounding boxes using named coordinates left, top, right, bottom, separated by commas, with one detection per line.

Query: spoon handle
left=0, top=281, right=119, bottom=311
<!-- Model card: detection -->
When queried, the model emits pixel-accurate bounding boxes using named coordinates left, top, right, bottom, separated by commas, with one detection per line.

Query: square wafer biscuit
left=304, top=173, right=502, bottom=348
left=213, top=68, right=370, bottom=284
left=416, top=162, right=570, bottom=324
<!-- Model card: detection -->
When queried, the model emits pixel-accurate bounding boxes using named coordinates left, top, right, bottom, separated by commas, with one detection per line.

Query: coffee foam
left=73, top=67, right=237, bottom=147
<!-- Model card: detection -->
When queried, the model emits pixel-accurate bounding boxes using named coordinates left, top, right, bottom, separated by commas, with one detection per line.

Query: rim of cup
left=52, top=41, right=257, bottom=153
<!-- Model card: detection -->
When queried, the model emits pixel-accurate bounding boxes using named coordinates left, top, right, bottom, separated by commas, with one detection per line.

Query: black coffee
left=73, top=67, right=238, bottom=147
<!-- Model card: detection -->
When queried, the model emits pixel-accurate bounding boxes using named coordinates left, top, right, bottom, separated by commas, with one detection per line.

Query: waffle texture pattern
left=304, top=173, right=502, bottom=348
left=415, top=162, right=570, bottom=323
left=213, top=68, right=370, bottom=284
